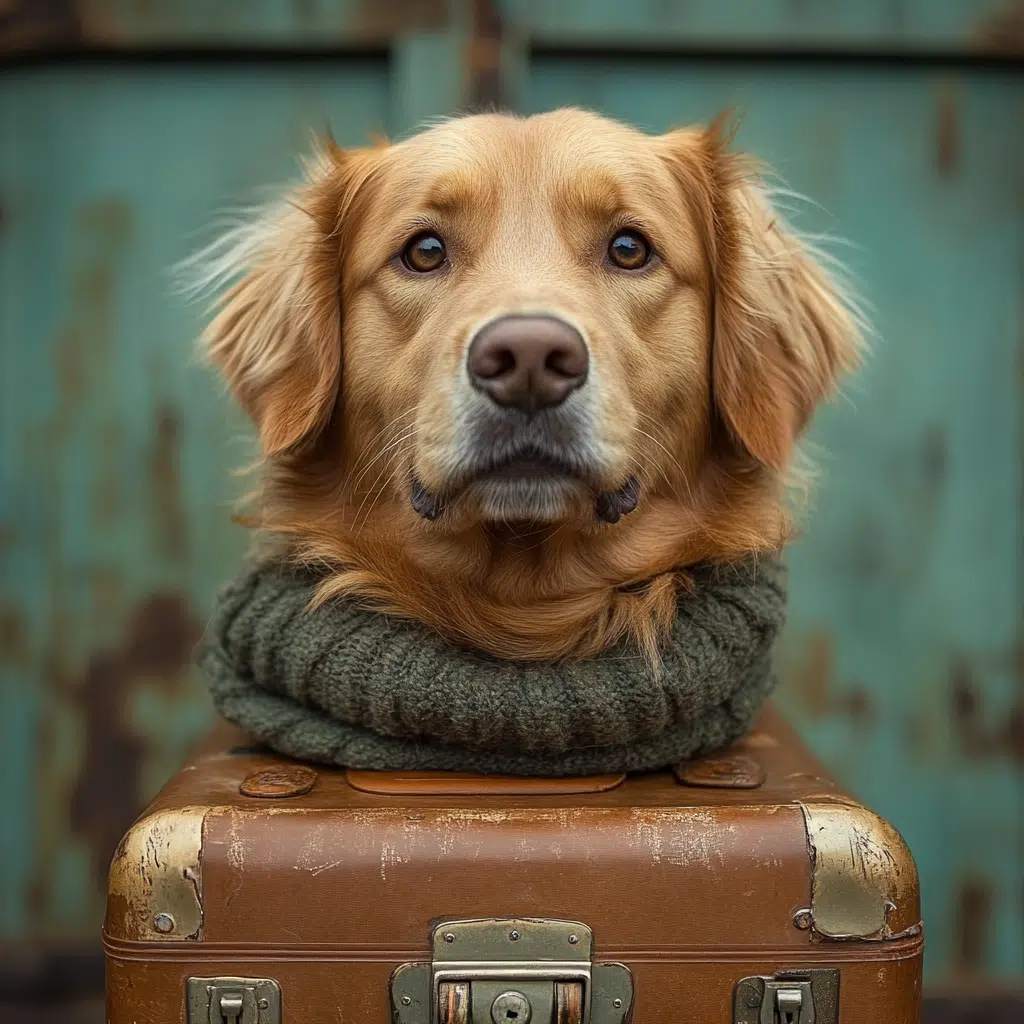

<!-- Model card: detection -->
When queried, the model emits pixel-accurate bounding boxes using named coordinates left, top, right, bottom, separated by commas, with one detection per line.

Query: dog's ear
left=671, top=120, right=864, bottom=472
left=189, top=140, right=381, bottom=456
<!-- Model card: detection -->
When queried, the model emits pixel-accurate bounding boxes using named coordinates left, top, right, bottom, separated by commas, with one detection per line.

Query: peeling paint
left=380, top=841, right=409, bottom=880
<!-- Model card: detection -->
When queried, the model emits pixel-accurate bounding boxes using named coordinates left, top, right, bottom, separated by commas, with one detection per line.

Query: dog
left=187, top=108, right=863, bottom=663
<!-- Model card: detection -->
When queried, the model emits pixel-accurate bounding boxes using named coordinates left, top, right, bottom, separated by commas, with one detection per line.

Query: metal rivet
left=152, top=912, right=175, bottom=934
left=793, top=908, right=813, bottom=930
left=568, top=933, right=579, bottom=945
left=402, top=995, right=412, bottom=1006
left=746, top=989, right=762, bottom=1009
left=509, top=929, right=520, bottom=941
left=612, top=997, right=623, bottom=1008
left=258, top=998, right=270, bottom=1010
left=444, top=932, right=456, bottom=943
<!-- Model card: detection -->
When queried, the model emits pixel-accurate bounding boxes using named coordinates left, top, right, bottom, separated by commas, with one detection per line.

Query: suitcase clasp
left=186, top=976, right=281, bottom=1024
left=391, top=918, right=633, bottom=1024
left=734, top=969, right=839, bottom=1024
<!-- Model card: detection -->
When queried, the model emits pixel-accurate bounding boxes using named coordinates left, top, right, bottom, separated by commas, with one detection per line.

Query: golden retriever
left=189, top=108, right=862, bottom=663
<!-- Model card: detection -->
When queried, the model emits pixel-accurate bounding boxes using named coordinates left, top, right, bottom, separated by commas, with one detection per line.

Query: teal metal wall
left=1, top=0, right=1020, bottom=991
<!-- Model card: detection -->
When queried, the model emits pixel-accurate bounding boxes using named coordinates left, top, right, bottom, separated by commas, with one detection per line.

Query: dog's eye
left=402, top=233, right=447, bottom=273
left=608, top=231, right=651, bottom=270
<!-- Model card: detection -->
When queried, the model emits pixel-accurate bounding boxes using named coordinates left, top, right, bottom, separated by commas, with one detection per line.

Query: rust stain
left=90, top=418, right=122, bottom=528
left=1006, top=701, right=1024, bottom=765
left=956, top=878, right=993, bottom=971
left=88, top=565, right=123, bottom=623
left=28, top=200, right=132, bottom=933
left=469, top=0, right=504, bottom=109
left=352, top=0, right=448, bottom=39
left=950, top=656, right=1023, bottom=764
left=54, top=326, right=86, bottom=409
left=834, top=683, right=876, bottom=726
left=920, top=424, right=949, bottom=492
left=125, top=593, right=201, bottom=680
left=951, top=658, right=980, bottom=721
left=792, top=630, right=833, bottom=717
left=935, top=90, right=960, bottom=179
left=66, top=592, right=201, bottom=889
left=53, top=199, right=132, bottom=421
left=71, top=201, right=130, bottom=309
left=0, top=0, right=83, bottom=56
left=150, top=403, right=187, bottom=559
left=0, top=601, right=29, bottom=667
left=971, top=0, right=1024, bottom=55
left=786, top=633, right=879, bottom=726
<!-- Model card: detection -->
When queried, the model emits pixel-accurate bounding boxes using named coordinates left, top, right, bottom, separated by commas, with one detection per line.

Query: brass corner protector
left=800, top=800, right=922, bottom=941
left=107, top=805, right=207, bottom=941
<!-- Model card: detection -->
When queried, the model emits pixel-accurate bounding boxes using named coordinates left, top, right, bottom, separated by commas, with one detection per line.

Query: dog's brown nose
left=468, top=315, right=588, bottom=412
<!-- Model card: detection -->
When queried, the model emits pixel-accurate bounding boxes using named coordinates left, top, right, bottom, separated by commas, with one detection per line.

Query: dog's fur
left=187, top=109, right=863, bottom=662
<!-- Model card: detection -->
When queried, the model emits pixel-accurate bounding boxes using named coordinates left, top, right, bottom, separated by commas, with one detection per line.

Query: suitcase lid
left=104, top=704, right=921, bottom=957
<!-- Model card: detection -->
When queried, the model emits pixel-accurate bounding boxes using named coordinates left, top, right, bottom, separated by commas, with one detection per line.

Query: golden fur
left=188, top=109, right=863, bottom=662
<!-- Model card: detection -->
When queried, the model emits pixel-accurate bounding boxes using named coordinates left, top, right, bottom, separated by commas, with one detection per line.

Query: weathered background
left=0, top=0, right=1021, bottom=1018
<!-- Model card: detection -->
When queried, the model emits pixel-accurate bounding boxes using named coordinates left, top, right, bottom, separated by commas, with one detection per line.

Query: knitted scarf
left=199, top=556, right=786, bottom=776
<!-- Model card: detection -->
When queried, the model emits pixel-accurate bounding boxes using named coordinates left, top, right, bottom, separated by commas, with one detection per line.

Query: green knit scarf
left=199, top=556, right=786, bottom=776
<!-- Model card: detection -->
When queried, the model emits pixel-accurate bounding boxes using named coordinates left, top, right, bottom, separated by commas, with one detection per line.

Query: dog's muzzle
left=410, top=473, right=640, bottom=524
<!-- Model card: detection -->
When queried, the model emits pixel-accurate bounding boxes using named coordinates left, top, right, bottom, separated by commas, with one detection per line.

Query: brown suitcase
left=104, top=704, right=923, bottom=1023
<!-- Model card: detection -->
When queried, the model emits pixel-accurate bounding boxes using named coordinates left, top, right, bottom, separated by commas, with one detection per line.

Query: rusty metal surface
left=526, top=49, right=1022, bottom=986
left=0, top=59, right=393, bottom=946
left=0, top=0, right=450, bottom=56
left=469, top=0, right=504, bottom=108
left=5, top=1, right=1022, bottom=59
left=502, top=0, right=1024, bottom=56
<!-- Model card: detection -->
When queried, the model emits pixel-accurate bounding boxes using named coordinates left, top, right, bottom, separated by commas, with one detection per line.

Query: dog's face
left=339, top=111, right=710, bottom=526
left=199, top=109, right=857, bottom=531
left=193, top=108, right=861, bottom=658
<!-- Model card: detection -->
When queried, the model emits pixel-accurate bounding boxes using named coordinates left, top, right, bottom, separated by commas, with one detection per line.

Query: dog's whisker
left=351, top=432, right=417, bottom=536
left=356, top=454, right=414, bottom=538
left=346, top=423, right=418, bottom=496
left=632, top=419, right=694, bottom=506
left=350, top=434, right=417, bottom=527
left=345, top=411, right=417, bottom=491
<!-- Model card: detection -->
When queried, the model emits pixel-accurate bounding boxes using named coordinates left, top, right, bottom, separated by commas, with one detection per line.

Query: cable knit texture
left=199, top=556, right=786, bottom=775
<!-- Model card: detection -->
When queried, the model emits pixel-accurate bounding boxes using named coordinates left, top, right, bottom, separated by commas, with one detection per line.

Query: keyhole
left=783, top=1014, right=796, bottom=1024
left=491, top=991, right=532, bottom=1024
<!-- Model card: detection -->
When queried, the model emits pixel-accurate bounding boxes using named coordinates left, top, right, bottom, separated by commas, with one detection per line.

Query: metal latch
left=391, top=918, right=633, bottom=1023
left=734, top=969, right=839, bottom=1024
left=186, top=977, right=281, bottom=1024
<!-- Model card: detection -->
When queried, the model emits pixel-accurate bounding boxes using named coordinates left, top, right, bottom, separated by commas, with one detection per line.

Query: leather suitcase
left=103, top=704, right=923, bottom=1023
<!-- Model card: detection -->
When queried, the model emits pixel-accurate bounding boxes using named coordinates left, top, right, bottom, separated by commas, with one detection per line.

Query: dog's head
left=195, top=110, right=860, bottom=525
left=189, top=109, right=862, bottom=657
